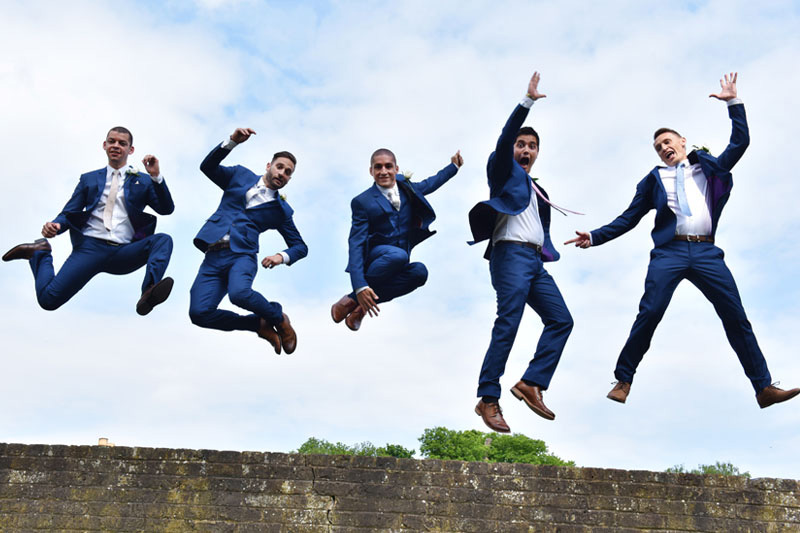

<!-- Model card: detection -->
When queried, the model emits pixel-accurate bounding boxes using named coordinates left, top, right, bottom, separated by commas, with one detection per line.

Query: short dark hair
left=517, top=126, right=539, bottom=147
left=370, top=148, right=397, bottom=165
left=272, top=151, right=296, bottom=165
left=107, top=126, right=133, bottom=145
left=653, top=127, right=681, bottom=140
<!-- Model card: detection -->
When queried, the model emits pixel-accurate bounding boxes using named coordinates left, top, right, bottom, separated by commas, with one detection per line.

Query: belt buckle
left=687, top=235, right=701, bottom=243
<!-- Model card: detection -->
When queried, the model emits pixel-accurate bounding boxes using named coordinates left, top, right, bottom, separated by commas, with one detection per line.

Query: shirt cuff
left=355, top=286, right=369, bottom=294
left=278, top=251, right=290, bottom=265
left=221, top=138, right=238, bottom=150
left=520, top=95, right=535, bottom=109
left=726, top=98, right=743, bottom=106
left=149, top=173, right=164, bottom=184
left=589, top=233, right=594, bottom=246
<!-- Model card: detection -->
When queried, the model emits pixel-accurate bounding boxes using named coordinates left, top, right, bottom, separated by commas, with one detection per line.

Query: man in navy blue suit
left=189, top=127, right=308, bottom=355
left=3, top=127, right=175, bottom=315
left=469, top=72, right=574, bottom=433
left=567, top=73, right=799, bottom=409
left=330, top=147, right=462, bottom=331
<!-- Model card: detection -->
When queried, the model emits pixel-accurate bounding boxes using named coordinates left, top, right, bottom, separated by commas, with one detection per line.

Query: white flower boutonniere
left=402, top=171, right=413, bottom=182
left=126, top=167, right=140, bottom=177
left=280, top=193, right=287, bottom=202
left=691, top=144, right=710, bottom=153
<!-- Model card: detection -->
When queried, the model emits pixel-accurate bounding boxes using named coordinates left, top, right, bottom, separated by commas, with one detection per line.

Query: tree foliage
left=294, top=437, right=415, bottom=458
left=666, top=461, right=750, bottom=478
left=418, top=427, right=574, bottom=466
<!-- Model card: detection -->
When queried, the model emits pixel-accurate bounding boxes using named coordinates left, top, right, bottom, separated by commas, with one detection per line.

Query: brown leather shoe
left=510, top=381, right=555, bottom=421
left=3, top=239, right=51, bottom=262
left=475, top=400, right=510, bottom=433
left=607, top=381, right=631, bottom=404
left=345, top=305, right=366, bottom=331
left=257, top=318, right=281, bottom=354
left=136, top=277, right=174, bottom=316
left=756, top=384, right=800, bottom=409
left=331, top=295, right=358, bottom=323
left=276, top=313, right=297, bottom=354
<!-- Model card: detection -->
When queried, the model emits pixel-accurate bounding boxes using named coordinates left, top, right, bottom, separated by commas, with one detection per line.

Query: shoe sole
left=758, top=389, right=800, bottom=409
left=136, top=277, right=174, bottom=316
left=510, top=386, right=555, bottom=421
left=607, top=393, right=627, bottom=404
left=474, top=406, right=510, bottom=433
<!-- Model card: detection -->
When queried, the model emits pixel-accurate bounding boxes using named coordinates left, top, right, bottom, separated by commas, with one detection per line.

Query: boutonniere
left=126, top=167, right=140, bottom=177
left=402, top=171, right=413, bottom=182
left=691, top=144, right=710, bottom=153
left=279, top=194, right=287, bottom=201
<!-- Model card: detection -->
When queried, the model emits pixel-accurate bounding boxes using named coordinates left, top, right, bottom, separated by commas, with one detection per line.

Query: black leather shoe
left=136, top=277, right=174, bottom=316
left=3, top=239, right=51, bottom=262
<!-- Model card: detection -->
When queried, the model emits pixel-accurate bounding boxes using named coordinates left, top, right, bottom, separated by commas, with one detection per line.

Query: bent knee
left=410, top=263, right=428, bottom=285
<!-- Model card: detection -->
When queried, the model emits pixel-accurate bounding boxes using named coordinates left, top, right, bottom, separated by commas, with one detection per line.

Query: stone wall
left=0, top=442, right=798, bottom=532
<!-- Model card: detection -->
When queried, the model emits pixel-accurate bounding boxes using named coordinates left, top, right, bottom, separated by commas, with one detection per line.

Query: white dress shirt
left=492, top=187, right=545, bottom=247
left=377, top=182, right=401, bottom=209
left=658, top=162, right=712, bottom=236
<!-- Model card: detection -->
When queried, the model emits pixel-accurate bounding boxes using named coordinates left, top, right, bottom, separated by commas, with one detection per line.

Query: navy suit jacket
left=53, top=167, right=174, bottom=247
left=590, top=103, right=749, bottom=248
left=468, top=103, right=560, bottom=262
left=194, top=144, right=308, bottom=264
left=346, top=164, right=459, bottom=291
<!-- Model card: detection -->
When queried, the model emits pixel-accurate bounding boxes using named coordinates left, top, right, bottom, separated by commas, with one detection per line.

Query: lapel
left=370, top=184, right=393, bottom=214
left=650, top=167, right=667, bottom=209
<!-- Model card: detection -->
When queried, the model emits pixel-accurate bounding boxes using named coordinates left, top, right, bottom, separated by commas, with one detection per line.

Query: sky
left=1, top=0, right=799, bottom=480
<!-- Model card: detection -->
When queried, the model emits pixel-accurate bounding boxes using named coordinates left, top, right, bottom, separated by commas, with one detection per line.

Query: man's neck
left=108, top=161, right=127, bottom=170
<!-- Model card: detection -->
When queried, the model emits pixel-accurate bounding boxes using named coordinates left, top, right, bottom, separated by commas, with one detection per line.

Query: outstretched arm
left=709, top=72, right=737, bottom=101
left=564, top=231, right=591, bottom=249
left=199, top=127, right=257, bottom=190
left=708, top=72, right=749, bottom=171
left=414, top=150, right=463, bottom=196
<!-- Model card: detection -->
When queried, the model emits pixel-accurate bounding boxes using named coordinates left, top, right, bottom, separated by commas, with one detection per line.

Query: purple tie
left=530, top=179, right=584, bottom=216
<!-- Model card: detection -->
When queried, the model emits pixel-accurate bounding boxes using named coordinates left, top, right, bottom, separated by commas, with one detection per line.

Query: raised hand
left=142, top=155, right=160, bottom=177
left=230, top=127, right=257, bottom=143
left=564, top=230, right=591, bottom=249
left=709, top=72, right=738, bottom=101
left=451, top=150, right=464, bottom=168
left=527, top=71, right=547, bottom=100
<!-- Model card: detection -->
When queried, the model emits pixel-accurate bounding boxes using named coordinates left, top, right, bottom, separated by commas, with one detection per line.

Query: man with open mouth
left=566, top=73, right=799, bottom=409
left=3, top=126, right=175, bottom=316
left=468, top=71, right=575, bottom=433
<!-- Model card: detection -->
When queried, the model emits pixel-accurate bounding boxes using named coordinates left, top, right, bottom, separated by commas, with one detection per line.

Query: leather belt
left=674, top=235, right=714, bottom=243
left=206, top=240, right=231, bottom=253
left=91, top=237, right=122, bottom=247
left=498, top=240, right=543, bottom=254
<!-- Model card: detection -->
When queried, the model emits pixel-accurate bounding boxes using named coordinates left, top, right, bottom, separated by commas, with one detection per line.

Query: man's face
left=103, top=131, right=134, bottom=168
left=264, top=157, right=295, bottom=190
left=653, top=132, right=687, bottom=166
left=369, top=154, right=398, bottom=188
left=514, top=134, right=538, bottom=174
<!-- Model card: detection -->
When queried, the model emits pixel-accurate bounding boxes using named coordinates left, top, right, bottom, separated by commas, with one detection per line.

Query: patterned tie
left=675, top=162, right=692, bottom=217
left=387, top=188, right=401, bottom=211
left=103, top=169, right=121, bottom=230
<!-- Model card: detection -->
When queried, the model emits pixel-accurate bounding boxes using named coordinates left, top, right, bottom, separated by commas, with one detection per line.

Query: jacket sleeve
left=346, top=197, right=370, bottom=291
left=413, top=163, right=459, bottom=196
left=276, top=216, right=308, bottom=265
left=146, top=176, right=175, bottom=215
left=487, top=104, right=530, bottom=189
left=590, top=177, right=654, bottom=246
left=715, top=103, right=749, bottom=172
left=52, top=176, right=90, bottom=234
left=200, top=143, right=237, bottom=190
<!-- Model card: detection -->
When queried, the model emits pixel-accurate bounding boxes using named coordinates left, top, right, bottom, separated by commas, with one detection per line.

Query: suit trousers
left=615, top=240, right=772, bottom=393
left=349, top=244, right=428, bottom=303
left=189, top=248, right=283, bottom=332
left=478, top=242, right=573, bottom=398
left=30, top=234, right=172, bottom=311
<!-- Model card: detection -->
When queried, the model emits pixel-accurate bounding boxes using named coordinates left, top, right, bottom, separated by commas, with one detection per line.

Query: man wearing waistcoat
left=3, top=127, right=175, bottom=315
left=330, top=147, right=462, bottom=331
left=468, top=72, right=574, bottom=433
left=566, top=73, right=799, bottom=409
left=189, top=127, right=308, bottom=355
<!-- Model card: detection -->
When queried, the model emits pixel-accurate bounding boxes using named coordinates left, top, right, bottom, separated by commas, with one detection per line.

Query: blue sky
left=1, top=0, right=799, bottom=479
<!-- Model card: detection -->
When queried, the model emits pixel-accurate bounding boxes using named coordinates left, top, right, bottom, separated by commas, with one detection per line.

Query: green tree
left=666, top=461, right=750, bottom=478
left=418, top=427, right=574, bottom=466
left=294, top=437, right=414, bottom=458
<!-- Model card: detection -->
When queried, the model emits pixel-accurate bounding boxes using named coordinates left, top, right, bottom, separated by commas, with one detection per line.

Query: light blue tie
left=676, top=162, right=692, bottom=217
